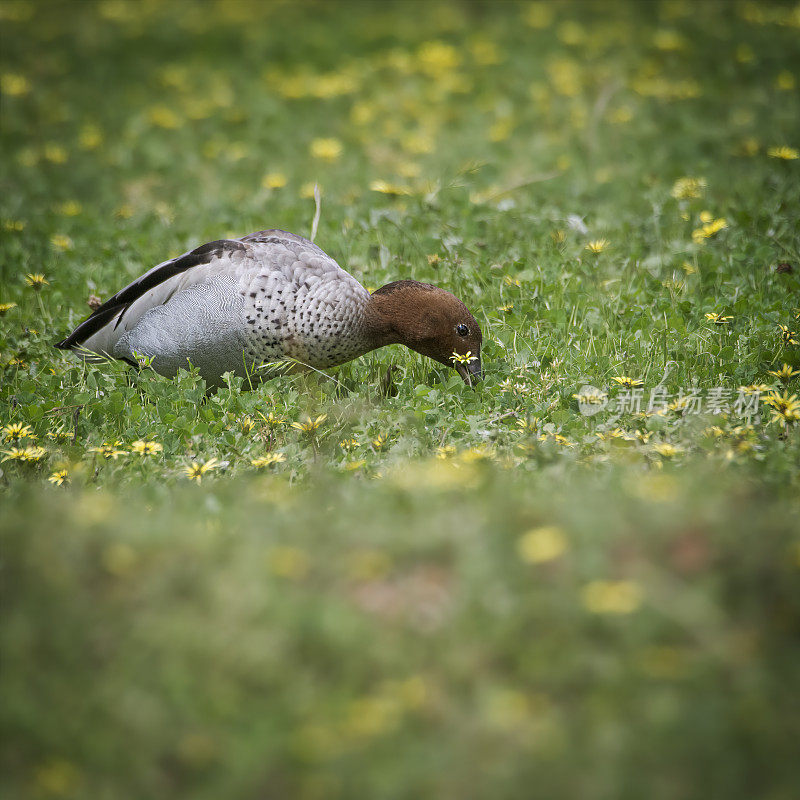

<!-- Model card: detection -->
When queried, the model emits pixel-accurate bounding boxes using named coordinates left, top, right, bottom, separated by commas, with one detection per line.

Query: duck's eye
left=457, top=323, right=469, bottom=336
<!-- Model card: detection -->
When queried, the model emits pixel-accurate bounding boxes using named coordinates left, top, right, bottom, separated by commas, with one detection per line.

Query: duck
left=55, top=229, right=483, bottom=387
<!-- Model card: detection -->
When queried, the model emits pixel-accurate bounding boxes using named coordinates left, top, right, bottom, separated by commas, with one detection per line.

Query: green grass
left=1, top=1, right=800, bottom=797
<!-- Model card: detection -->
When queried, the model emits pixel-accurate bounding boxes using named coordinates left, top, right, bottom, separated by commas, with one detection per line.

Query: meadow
left=1, top=0, right=799, bottom=797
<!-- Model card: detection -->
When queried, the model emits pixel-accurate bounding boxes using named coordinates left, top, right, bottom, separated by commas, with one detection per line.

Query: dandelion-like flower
left=671, top=176, right=706, bottom=199
left=762, top=391, right=800, bottom=425
left=184, top=457, right=220, bottom=482
left=7, top=445, right=47, bottom=463
left=704, top=312, right=732, bottom=324
left=259, top=411, right=286, bottom=427
left=585, top=239, right=610, bottom=254
left=2, top=447, right=30, bottom=463
left=371, top=434, right=388, bottom=450
left=25, top=273, right=49, bottom=290
left=130, top=440, right=163, bottom=456
left=653, top=442, right=681, bottom=458
left=238, top=416, right=257, bottom=435
left=0, top=73, right=31, bottom=96
left=309, top=138, right=343, bottom=162
left=48, top=469, right=69, bottom=486
left=291, top=414, right=327, bottom=434
left=767, top=146, right=799, bottom=160
left=250, top=452, right=286, bottom=468
left=0, top=302, right=17, bottom=316
left=517, top=525, right=567, bottom=564
left=611, top=376, right=643, bottom=388
left=89, top=441, right=127, bottom=460
left=450, top=351, right=477, bottom=365
left=768, top=364, right=800, bottom=384
left=262, top=172, right=287, bottom=189
left=51, top=234, right=73, bottom=251
left=582, top=580, right=643, bottom=614
left=778, top=324, right=799, bottom=346
left=370, top=180, right=412, bottom=196
left=3, top=422, right=34, bottom=441
left=339, top=438, right=358, bottom=451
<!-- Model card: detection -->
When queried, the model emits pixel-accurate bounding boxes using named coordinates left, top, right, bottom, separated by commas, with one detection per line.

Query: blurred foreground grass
left=3, top=463, right=800, bottom=799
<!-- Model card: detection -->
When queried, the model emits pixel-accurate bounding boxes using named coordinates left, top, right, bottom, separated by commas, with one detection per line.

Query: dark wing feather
left=55, top=239, right=246, bottom=350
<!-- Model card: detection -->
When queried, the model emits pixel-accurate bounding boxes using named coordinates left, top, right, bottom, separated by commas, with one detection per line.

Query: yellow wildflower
left=778, top=324, right=799, bottom=345
left=768, top=364, right=800, bottom=384
left=55, top=200, right=82, bottom=216
left=267, top=546, right=309, bottom=579
left=450, top=350, right=477, bottom=365
left=653, top=442, right=681, bottom=458
left=775, top=71, right=795, bottom=91
left=582, top=580, right=643, bottom=614
left=2, top=447, right=30, bottom=463
left=291, top=414, right=327, bottom=433
left=43, top=143, right=67, bottom=163
left=184, top=457, right=220, bottom=482
left=148, top=105, right=181, bottom=129
left=251, top=452, right=286, bottom=468
left=1, top=72, right=31, bottom=96
left=262, top=172, right=287, bottom=189
left=371, top=434, right=388, bottom=450
left=370, top=179, right=411, bottom=196
left=671, top=176, right=706, bottom=199
left=704, top=312, right=732, bottom=324
left=259, top=411, right=286, bottom=427
left=51, top=234, right=73, bottom=250
left=517, top=525, right=567, bottom=564
left=0, top=302, right=17, bottom=315
left=89, top=441, right=127, bottom=460
left=78, top=123, right=103, bottom=149
left=762, top=391, right=800, bottom=425
left=3, top=422, right=34, bottom=441
left=130, top=440, right=163, bottom=456
left=416, top=41, right=460, bottom=75
left=48, top=469, right=69, bottom=486
left=585, top=239, right=610, bottom=254
left=523, top=2, right=554, bottom=29
left=25, top=273, right=49, bottom=289
left=309, top=137, right=343, bottom=162
left=611, top=376, right=643, bottom=388
left=299, top=182, right=319, bottom=199
left=767, top=146, right=799, bottom=160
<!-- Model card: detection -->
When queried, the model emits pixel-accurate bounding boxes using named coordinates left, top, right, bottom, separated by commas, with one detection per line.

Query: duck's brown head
left=364, top=280, right=483, bottom=385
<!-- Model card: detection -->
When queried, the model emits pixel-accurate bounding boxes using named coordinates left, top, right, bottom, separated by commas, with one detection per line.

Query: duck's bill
left=455, top=358, right=482, bottom=387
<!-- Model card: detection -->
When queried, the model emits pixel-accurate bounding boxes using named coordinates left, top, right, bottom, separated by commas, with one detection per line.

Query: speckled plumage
left=57, top=230, right=372, bottom=385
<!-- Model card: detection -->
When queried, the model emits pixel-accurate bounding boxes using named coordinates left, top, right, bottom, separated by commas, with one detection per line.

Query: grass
left=1, top=0, right=800, bottom=797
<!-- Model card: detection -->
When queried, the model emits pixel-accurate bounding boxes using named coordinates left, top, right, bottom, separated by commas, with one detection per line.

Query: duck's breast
left=240, top=236, right=370, bottom=369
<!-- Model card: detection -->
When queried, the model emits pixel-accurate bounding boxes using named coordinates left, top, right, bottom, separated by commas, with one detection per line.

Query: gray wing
left=55, top=238, right=252, bottom=358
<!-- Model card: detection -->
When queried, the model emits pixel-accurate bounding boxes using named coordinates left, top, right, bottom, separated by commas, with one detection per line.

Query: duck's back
left=56, top=230, right=371, bottom=384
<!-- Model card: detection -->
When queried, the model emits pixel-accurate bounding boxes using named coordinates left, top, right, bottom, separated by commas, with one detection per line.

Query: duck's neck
left=361, top=280, right=435, bottom=351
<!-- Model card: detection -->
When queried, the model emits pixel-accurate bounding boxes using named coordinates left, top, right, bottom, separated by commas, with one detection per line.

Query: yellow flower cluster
left=692, top=212, right=727, bottom=243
